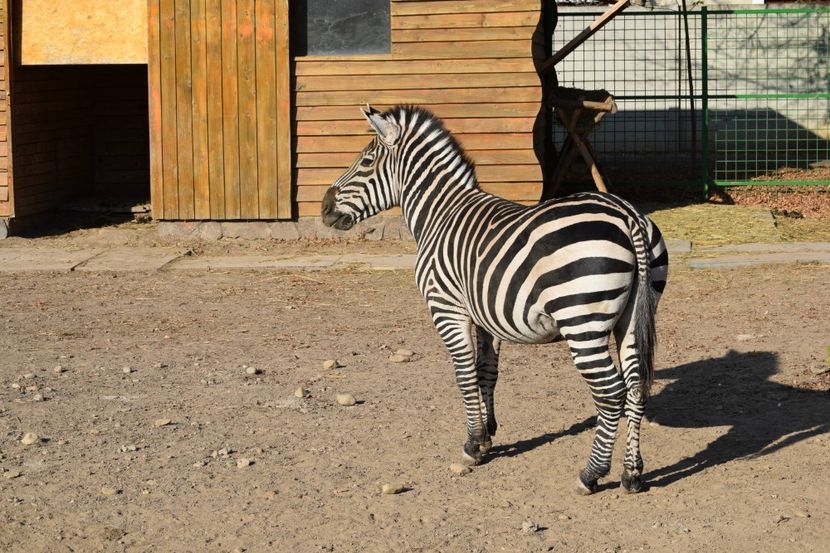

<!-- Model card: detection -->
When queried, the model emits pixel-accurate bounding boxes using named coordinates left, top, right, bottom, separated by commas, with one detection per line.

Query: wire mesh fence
left=551, top=6, right=830, bottom=193
left=706, top=8, right=830, bottom=187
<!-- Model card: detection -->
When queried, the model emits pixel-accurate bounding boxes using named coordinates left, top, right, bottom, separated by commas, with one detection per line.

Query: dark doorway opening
left=10, top=64, right=150, bottom=229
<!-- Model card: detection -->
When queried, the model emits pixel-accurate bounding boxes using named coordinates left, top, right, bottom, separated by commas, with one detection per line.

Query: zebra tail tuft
left=633, top=223, right=658, bottom=399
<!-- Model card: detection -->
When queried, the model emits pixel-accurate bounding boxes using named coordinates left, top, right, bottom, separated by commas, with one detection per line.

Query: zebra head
left=321, top=105, right=401, bottom=230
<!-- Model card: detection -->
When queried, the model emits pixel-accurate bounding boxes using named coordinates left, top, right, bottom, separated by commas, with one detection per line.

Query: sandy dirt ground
left=1, top=259, right=829, bottom=553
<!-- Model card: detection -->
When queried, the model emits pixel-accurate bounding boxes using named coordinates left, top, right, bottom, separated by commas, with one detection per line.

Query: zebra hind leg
left=615, top=307, right=649, bottom=494
left=475, top=327, right=501, bottom=454
left=567, top=336, right=626, bottom=495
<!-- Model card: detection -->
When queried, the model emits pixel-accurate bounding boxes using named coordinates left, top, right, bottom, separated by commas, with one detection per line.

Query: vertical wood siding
left=293, top=0, right=544, bottom=218
left=149, top=0, right=292, bottom=220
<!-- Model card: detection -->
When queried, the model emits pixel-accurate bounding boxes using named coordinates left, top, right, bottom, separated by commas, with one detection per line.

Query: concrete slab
left=666, top=239, right=692, bottom=255
left=699, top=242, right=830, bottom=254
left=0, top=248, right=102, bottom=272
left=75, top=247, right=184, bottom=272
left=339, top=254, right=418, bottom=270
left=688, top=251, right=830, bottom=269
left=167, top=255, right=342, bottom=271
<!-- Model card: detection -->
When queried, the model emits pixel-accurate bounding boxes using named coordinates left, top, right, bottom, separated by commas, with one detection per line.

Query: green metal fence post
left=701, top=6, right=709, bottom=199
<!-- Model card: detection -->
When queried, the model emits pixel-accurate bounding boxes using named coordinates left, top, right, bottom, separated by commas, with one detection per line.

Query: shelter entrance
left=10, top=64, right=150, bottom=222
left=1, top=0, right=152, bottom=228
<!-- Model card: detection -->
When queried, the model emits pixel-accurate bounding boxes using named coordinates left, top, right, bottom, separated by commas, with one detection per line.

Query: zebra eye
left=360, top=155, right=375, bottom=167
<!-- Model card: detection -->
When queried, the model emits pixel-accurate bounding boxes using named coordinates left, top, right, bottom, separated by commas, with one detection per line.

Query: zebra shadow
left=487, top=350, right=829, bottom=489
left=485, top=416, right=597, bottom=462
left=643, top=349, right=830, bottom=488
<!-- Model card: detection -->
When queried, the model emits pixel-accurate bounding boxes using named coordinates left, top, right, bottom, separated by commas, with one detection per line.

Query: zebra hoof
left=480, top=437, right=493, bottom=454
left=461, top=444, right=482, bottom=466
left=575, top=477, right=597, bottom=496
left=620, top=470, right=644, bottom=494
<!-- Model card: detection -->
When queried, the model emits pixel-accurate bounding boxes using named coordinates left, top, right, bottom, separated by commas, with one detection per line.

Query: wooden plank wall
left=148, top=0, right=292, bottom=220
left=0, top=0, right=10, bottom=217
left=293, top=0, right=544, bottom=218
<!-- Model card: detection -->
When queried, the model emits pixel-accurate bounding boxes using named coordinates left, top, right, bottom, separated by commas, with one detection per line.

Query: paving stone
left=362, top=221, right=385, bottom=241
left=221, top=222, right=271, bottom=240
left=157, top=222, right=200, bottom=240
left=269, top=222, right=301, bottom=241
left=168, top=255, right=340, bottom=271
left=0, top=248, right=102, bottom=272
left=197, top=222, right=224, bottom=241
left=293, top=219, right=319, bottom=239
left=295, top=218, right=352, bottom=240
left=665, top=239, right=692, bottom=255
left=688, top=252, right=830, bottom=269
left=336, top=254, right=417, bottom=270
left=699, top=242, right=830, bottom=254
left=382, top=217, right=413, bottom=241
left=76, top=247, right=184, bottom=272
left=313, top=219, right=354, bottom=240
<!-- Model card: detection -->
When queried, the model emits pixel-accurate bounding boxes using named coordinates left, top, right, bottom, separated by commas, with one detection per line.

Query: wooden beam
left=540, top=0, right=630, bottom=74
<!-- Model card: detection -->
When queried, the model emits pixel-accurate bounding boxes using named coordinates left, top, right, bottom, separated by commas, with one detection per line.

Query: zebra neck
left=399, top=166, right=482, bottom=245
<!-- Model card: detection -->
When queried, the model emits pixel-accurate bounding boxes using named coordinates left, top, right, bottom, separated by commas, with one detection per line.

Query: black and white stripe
left=322, top=105, right=668, bottom=495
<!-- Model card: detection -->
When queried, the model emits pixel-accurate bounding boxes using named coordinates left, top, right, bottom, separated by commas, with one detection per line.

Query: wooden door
left=148, top=0, right=291, bottom=220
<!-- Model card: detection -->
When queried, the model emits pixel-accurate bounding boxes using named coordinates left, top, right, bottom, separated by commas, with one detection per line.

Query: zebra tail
left=632, top=218, right=657, bottom=399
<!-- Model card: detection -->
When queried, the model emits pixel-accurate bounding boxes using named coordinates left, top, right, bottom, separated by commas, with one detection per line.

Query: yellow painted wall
left=21, top=0, right=148, bottom=65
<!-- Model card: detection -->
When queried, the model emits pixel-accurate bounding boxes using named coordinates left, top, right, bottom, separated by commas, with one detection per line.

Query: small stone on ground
left=449, top=463, right=472, bottom=475
left=20, top=433, right=39, bottom=446
left=390, top=349, right=415, bottom=363
left=521, top=519, right=540, bottom=534
left=336, top=393, right=356, bottom=406
left=381, top=483, right=406, bottom=495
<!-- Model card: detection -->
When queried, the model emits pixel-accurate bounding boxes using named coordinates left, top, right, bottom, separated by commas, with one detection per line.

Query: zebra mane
left=386, top=105, right=479, bottom=189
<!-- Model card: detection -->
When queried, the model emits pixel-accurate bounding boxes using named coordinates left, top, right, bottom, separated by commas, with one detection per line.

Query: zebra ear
left=361, top=105, right=400, bottom=146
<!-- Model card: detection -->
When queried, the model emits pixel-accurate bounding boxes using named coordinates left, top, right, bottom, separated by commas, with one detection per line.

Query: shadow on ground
left=489, top=350, right=829, bottom=489
left=645, top=349, right=829, bottom=488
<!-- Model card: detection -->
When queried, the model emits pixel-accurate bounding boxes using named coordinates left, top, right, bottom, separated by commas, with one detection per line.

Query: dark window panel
left=292, top=0, right=391, bottom=56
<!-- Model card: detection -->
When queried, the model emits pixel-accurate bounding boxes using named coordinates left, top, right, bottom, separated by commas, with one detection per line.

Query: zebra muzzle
left=321, top=188, right=354, bottom=230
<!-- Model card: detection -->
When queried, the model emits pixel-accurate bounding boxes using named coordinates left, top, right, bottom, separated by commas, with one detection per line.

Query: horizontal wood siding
left=293, top=0, right=544, bottom=218
left=148, top=0, right=292, bottom=220
left=0, top=1, right=10, bottom=216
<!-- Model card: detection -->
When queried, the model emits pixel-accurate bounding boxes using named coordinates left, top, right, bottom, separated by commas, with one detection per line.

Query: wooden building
left=0, top=0, right=549, bottom=232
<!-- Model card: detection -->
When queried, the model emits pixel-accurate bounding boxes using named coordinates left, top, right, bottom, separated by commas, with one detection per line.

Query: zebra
left=321, top=105, right=668, bottom=495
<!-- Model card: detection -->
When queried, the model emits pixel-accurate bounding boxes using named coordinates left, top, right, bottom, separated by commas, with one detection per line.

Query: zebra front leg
left=434, top=315, right=487, bottom=466
left=568, top=337, right=626, bottom=495
left=475, top=327, right=501, bottom=454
